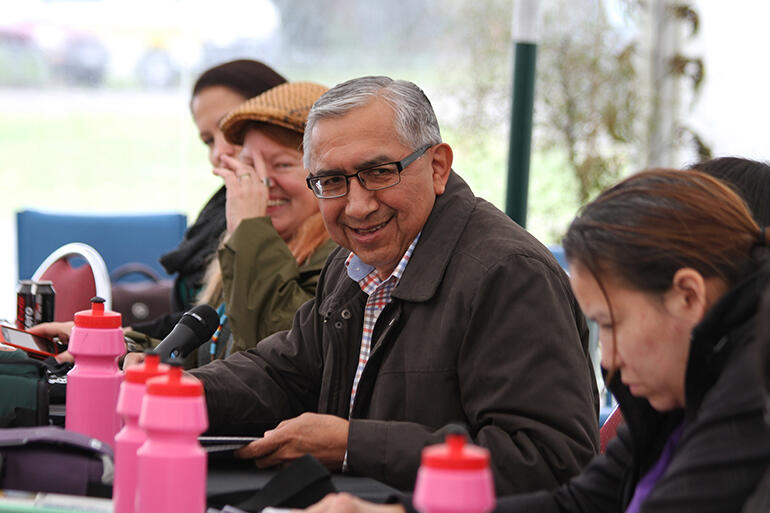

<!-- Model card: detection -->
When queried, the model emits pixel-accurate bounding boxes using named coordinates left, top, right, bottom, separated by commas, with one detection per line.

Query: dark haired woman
left=31, top=60, right=287, bottom=360
left=34, top=64, right=336, bottom=369
left=154, top=59, right=287, bottom=315
left=542, top=169, right=770, bottom=513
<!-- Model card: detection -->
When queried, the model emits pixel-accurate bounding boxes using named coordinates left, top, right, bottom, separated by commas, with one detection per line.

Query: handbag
left=110, top=263, right=173, bottom=326
left=0, top=425, right=114, bottom=497
left=0, top=346, right=49, bottom=427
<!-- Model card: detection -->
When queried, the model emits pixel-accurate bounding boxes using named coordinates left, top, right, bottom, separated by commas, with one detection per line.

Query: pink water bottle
left=413, top=434, right=496, bottom=513
left=136, top=362, right=208, bottom=513
left=65, top=297, right=125, bottom=446
left=114, top=352, right=169, bottom=513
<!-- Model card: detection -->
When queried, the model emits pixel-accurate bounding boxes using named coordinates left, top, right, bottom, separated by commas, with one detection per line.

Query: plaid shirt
left=345, top=233, right=421, bottom=416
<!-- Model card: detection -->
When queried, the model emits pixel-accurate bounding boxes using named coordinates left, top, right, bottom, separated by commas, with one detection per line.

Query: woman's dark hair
left=564, top=169, right=764, bottom=295
left=689, top=157, right=770, bottom=226
left=564, top=169, right=767, bottom=376
left=191, top=59, right=286, bottom=103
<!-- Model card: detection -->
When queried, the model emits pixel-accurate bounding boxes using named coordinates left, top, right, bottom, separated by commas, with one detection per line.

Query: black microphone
left=154, top=305, right=220, bottom=362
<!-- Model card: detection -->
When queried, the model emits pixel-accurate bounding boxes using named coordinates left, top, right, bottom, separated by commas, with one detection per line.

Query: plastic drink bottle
left=65, top=296, right=125, bottom=446
left=413, top=434, right=496, bottom=513
left=136, top=362, right=208, bottom=513
left=114, top=352, right=169, bottom=513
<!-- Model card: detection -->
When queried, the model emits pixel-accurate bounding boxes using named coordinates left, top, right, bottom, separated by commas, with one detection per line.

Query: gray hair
left=303, top=76, right=442, bottom=169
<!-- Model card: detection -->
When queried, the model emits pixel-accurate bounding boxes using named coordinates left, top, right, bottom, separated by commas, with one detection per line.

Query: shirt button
left=334, top=321, right=343, bottom=329
left=341, top=309, right=352, bottom=319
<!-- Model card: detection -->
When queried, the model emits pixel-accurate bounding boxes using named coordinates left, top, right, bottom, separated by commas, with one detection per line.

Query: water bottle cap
left=124, top=353, right=170, bottom=384
left=421, top=434, right=490, bottom=470
left=146, top=364, right=203, bottom=397
left=74, top=297, right=122, bottom=328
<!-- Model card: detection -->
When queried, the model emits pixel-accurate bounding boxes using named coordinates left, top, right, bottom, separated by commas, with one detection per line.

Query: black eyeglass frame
left=305, top=144, right=433, bottom=199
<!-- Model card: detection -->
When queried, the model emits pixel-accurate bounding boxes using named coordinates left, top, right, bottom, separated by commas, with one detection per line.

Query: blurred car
left=2, top=0, right=280, bottom=88
left=0, top=16, right=108, bottom=87
left=0, top=23, right=48, bottom=86
left=45, top=27, right=109, bottom=86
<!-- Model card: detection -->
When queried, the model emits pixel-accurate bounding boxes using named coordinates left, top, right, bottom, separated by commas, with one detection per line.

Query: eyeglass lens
left=312, top=166, right=399, bottom=197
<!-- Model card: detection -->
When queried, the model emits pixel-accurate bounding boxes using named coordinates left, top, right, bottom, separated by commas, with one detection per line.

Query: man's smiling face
left=307, top=97, right=447, bottom=277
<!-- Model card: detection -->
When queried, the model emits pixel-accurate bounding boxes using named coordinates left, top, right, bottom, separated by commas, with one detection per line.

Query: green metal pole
left=505, top=0, right=539, bottom=227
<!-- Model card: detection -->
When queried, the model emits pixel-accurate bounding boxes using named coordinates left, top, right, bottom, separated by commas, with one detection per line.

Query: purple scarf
left=625, top=423, right=685, bottom=513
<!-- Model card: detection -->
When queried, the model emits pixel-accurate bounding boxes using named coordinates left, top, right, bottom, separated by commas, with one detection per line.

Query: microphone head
left=179, top=304, right=220, bottom=342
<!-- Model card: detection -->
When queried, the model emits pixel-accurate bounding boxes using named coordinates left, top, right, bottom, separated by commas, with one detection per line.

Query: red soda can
left=33, top=280, right=56, bottom=325
left=16, top=280, right=35, bottom=329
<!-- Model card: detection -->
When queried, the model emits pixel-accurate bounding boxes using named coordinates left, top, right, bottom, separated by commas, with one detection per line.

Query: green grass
left=0, top=90, right=221, bottom=222
left=0, top=88, right=579, bottom=247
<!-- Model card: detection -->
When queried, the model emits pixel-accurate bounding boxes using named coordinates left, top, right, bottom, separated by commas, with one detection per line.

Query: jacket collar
left=391, top=171, right=475, bottom=302
left=684, top=262, right=770, bottom=418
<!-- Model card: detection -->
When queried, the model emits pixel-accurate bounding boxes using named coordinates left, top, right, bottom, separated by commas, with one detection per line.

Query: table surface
left=45, top=408, right=400, bottom=509
left=207, top=457, right=400, bottom=507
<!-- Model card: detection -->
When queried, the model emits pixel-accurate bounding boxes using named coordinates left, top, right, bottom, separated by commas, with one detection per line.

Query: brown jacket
left=191, top=171, right=599, bottom=493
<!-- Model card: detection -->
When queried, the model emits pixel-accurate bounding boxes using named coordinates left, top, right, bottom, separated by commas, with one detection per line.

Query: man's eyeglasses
left=306, top=144, right=432, bottom=199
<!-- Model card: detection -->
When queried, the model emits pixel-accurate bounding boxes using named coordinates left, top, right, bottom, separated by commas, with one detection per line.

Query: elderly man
left=190, top=76, right=599, bottom=494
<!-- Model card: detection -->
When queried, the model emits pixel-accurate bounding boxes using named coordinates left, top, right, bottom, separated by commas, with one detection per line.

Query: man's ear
left=666, top=268, right=708, bottom=322
left=430, top=143, right=453, bottom=195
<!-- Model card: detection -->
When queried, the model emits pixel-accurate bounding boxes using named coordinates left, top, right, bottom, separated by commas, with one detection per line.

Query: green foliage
left=536, top=0, right=639, bottom=204
left=0, top=97, right=218, bottom=220
left=428, top=0, right=643, bottom=239
left=0, top=0, right=707, bottom=250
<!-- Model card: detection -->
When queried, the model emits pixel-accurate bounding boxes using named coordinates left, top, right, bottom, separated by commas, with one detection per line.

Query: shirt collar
left=345, top=232, right=422, bottom=285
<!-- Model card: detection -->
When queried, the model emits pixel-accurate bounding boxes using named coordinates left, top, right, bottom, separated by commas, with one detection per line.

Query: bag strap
left=232, top=454, right=337, bottom=512
left=110, top=263, right=162, bottom=283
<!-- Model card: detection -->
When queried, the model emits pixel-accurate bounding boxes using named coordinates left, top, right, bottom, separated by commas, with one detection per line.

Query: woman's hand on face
left=215, top=153, right=271, bottom=234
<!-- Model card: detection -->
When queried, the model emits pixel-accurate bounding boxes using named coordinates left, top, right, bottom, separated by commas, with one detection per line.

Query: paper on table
left=0, top=490, right=112, bottom=513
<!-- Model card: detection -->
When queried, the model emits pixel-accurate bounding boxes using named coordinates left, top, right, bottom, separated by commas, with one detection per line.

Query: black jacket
left=487, top=264, right=770, bottom=513
left=192, top=172, right=599, bottom=493
left=159, top=185, right=227, bottom=313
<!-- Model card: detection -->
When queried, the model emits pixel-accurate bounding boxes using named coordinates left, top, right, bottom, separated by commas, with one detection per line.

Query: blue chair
left=16, top=209, right=187, bottom=281
left=548, top=244, right=568, bottom=271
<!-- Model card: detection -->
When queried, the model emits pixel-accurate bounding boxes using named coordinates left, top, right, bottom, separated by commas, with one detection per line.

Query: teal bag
left=0, top=347, right=49, bottom=427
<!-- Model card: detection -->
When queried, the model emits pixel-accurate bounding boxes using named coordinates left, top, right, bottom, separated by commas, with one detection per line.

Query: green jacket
left=125, top=216, right=336, bottom=365
left=219, top=216, right=337, bottom=355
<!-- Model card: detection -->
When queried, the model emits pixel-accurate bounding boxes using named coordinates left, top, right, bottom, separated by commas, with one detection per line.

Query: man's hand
left=122, top=352, right=146, bottom=369
left=236, top=413, right=349, bottom=470
left=298, top=493, right=405, bottom=513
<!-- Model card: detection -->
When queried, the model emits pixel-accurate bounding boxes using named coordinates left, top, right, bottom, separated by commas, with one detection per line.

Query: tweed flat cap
left=220, top=81, right=328, bottom=145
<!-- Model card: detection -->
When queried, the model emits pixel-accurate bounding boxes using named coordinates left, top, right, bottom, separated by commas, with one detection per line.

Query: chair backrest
left=548, top=245, right=568, bottom=272
left=599, top=405, right=624, bottom=454
left=31, top=243, right=111, bottom=322
left=16, top=209, right=187, bottom=281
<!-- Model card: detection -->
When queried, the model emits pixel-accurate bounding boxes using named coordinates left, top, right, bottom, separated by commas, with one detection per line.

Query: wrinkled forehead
left=306, top=101, right=404, bottom=171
